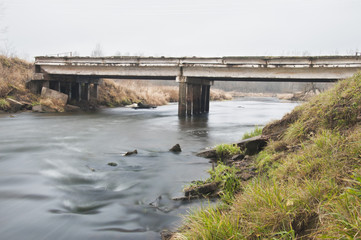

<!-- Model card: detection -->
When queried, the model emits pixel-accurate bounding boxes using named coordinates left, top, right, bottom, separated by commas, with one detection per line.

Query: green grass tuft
left=242, top=126, right=263, bottom=140
left=215, top=143, right=242, bottom=162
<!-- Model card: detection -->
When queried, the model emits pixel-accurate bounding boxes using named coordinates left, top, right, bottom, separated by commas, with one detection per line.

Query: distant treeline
left=147, top=80, right=333, bottom=93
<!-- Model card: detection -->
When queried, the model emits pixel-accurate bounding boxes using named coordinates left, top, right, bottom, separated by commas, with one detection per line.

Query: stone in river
left=124, top=150, right=138, bottom=156
left=169, top=144, right=181, bottom=153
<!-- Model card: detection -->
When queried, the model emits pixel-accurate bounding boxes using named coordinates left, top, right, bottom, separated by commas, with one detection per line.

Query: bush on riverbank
left=98, top=79, right=232, bottom=107
left=178, top=73, right=361, bottom=239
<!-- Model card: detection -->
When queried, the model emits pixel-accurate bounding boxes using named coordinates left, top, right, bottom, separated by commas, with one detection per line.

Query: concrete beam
left=176, top=76, right=213, bottom=85
left=182, top=66, right=360, bottom=81
left=40, top=65, right=180, bottom=78
left=35, top=55, right=361, bottom=67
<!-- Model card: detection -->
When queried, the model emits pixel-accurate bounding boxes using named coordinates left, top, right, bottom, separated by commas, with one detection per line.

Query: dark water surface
left=0, top=98, right=298, bottom=240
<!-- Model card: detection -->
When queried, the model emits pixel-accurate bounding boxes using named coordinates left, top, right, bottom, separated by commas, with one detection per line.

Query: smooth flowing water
left=0, top=98, right=298, bottom=240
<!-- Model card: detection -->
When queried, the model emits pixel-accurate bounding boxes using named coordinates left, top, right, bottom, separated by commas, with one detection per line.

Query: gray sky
left=1, top=0, right=360, bottom=59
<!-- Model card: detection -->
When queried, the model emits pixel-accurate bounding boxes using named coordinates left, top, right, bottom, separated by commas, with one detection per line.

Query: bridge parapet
left=35, top=56, right=361, bottom=68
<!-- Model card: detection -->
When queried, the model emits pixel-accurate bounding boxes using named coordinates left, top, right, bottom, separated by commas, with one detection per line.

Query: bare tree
left=91, top=43, right=104, bottom=57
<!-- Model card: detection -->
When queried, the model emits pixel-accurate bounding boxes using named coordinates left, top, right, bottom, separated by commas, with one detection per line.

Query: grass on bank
left=0, top=55, right=35, bottom=111
left=178, top=73, right=361, bottom=239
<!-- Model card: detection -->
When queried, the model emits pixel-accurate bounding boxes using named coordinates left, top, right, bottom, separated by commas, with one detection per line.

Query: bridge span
left=30, top=55, right=361, bottom=116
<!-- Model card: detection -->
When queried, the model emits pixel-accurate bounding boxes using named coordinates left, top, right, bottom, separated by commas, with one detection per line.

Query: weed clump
left=215, top=144, right=242, bottom=162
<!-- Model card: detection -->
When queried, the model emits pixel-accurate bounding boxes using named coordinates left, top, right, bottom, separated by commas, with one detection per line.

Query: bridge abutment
left=177, top=77, right=212, bottom=117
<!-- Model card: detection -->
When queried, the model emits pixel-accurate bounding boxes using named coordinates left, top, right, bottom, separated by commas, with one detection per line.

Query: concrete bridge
left=30, top=55, right=361, bottom=116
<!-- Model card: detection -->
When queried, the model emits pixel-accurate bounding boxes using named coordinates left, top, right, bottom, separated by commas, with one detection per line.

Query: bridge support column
left=81, top=83, right=90, bottom=101
left=177, top=77, right=213, bottom=117
left=55, top=81, right=60, bottom=91
left=42, top=81, right=50, bottom=89
left=49, top=81, right=60, bottom=91
left=90, top=84, right=98, bottom=101
left=193, top=84, right=201, bottom=115
left=73, top=83, right=81, bottom=102
left=67, top=82, right=72, bottom=102
left=201, top=85, right=207, bottom=113
left=205, top=85, right=210, bottom=113
left=178, top=82, right=187, bottom=117
left=186, top=84, right=193, bottom=116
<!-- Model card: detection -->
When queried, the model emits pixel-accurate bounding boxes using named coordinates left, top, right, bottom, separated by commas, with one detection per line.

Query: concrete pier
left=177, top=77, right=213, bottom=117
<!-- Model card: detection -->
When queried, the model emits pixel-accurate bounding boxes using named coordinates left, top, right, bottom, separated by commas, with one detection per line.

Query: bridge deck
left=34, top=55, right=361, bottom=82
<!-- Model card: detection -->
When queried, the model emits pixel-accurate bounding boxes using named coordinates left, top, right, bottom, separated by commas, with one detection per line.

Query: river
left=0, top=98, right=298, bottom=240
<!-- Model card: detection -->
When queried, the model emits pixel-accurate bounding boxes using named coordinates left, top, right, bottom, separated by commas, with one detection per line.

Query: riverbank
left=171, top=73, right=361, bottom=239
left=0, top=55, right=37, bottom=112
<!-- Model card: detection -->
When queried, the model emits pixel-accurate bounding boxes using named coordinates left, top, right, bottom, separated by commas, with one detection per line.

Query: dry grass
left=98, top=79, right=178, bottom=107
left=98, top=79, right=232, bottom=107
left=0, top=55, right=37, bottom=111
left=210, top=88, right=232, bottom=101
left=0, top=55, right=33, bottom=99
left=39, top=98, right=65, bottom=112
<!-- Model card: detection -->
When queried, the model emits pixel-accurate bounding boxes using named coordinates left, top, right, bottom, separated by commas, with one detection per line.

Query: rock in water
left=236, top=135, right=269, bottom=155
left=108, top=162, right=117, bottom=167
left=137, top=102, right=156, bottom=109
left=161, top=230, right=175, bottom=240
left=32, top=104, right=57, bottom=113
left=196, top=148, right=217, bottom=159
left=132, top=102, right=157, bottom=109
left=124, top=150, right=138, bottom=156
left=64, top=104, right=81, bottom=112
left=184, top=182, right=219, bottom=198
left=169, top=144, right=181, bottom=152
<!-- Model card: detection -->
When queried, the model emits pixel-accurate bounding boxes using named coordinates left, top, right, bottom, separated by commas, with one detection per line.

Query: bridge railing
left=35, top=56, right=361, bottom=68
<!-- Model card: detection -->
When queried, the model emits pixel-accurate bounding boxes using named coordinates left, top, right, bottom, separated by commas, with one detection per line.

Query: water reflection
left=178, top=113, right=209, bottom=138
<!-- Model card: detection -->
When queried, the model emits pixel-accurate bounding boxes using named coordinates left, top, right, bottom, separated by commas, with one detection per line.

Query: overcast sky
left=1, top=0, right=360, bottom=60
